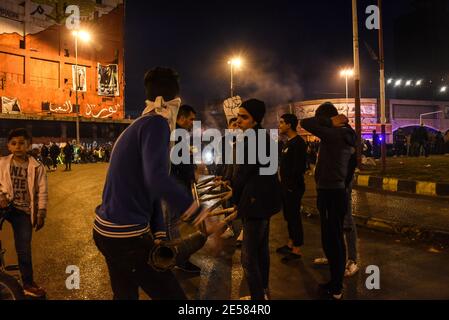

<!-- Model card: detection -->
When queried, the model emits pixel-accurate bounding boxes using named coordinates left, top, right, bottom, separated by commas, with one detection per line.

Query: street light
left=340, top=68, right=354, bottom=111
left=227, top=58, right=243, bottom=98
left=72, top=30, right=91, bottom=145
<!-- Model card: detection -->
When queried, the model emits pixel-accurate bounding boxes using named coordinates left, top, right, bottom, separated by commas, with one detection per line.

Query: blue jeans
left=241, top=218, right=270, bottom=300
left=4, top=208, right=34, bottom=285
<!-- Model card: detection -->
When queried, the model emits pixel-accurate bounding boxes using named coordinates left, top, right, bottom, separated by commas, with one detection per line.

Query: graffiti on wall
left=85, top=103, right=119, bottom=118
left=1, top=96, right=21, bottom=113
left=49, top=100, right=72, bottom=113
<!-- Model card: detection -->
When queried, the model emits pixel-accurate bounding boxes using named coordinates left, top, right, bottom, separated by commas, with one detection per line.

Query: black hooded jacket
left=231, top=126, right=282, bottom=220
left=300, top=117, right=357, bottom=190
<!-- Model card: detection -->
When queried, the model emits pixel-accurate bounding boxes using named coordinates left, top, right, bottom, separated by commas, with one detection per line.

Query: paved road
left=303, top=175, right=449, bottom=233
left=1, top=163, right=449, bottom=300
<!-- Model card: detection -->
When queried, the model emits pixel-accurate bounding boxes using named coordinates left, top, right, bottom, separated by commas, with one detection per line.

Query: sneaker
left=281, top=252, right=302, bottom=263
left=344, top=260, right=359, bottom=277
left=23, top=282, right=46, bottom=298
left=331, top=292, right=344, bottom=301
left=276, top=245, right=292, bottom=255
left=264, top=289, right=271, bottom=300
left=176, top=260, right=201, bottom=274
left=313, top=257, right=329, bottom=265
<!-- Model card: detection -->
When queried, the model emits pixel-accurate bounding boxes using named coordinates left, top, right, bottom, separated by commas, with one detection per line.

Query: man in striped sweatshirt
left=93, top=67, right=204, bottom=300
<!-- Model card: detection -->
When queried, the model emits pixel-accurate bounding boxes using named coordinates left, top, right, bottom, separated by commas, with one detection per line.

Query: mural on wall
left=296, top=103, right=377, bottom=122
left=0, top=0, right=123, bottom=35
left=85, top=103, right=119, bottom=119
left=1, top=96, right=21, bottom=113
left=98, top=64, right=119, bottom=97
left=72, top=65, right=87, bottom=92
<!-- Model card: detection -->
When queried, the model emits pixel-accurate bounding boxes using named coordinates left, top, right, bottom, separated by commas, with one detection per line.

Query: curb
left=302, top=205, right=449, bottom=246
left=354, top=174, right=449, bottom=197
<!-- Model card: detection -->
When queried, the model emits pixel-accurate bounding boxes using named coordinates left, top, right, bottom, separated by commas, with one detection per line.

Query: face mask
left=142, top=97, right=182, bottom=131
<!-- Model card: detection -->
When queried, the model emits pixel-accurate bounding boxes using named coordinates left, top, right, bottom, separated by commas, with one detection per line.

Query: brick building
left=0, top=0, right=130, bottom=148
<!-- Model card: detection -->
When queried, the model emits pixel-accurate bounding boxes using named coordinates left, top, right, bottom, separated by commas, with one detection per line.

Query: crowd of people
left=30, top=142, right=113, bottom=172
left=365, top=126, right=449, bottom=159
left=1, top=65, right=448, bottom=301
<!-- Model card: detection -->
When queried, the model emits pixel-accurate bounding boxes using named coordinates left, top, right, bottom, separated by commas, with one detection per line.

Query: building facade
left=0, top=0, right=129, bottom=146
left=293, top=98, right=449, bottom=142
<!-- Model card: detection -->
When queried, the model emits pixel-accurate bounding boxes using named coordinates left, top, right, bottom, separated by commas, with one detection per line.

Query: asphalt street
left=1, top=163, right=448, bottom=300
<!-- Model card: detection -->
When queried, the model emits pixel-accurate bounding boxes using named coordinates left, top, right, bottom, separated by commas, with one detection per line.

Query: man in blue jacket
left=93, top=67, right=205, bottom=300
left=300, top=102, right=356, bottom=300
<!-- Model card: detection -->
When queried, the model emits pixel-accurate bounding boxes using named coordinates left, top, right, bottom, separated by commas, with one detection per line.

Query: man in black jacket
left=300, top=102, right=356, bottom=300
left=276, top=114, right=307, bottom=262
left=170, top=104, right=201, bottom=274
left=233, top=99, right=281, bottom=300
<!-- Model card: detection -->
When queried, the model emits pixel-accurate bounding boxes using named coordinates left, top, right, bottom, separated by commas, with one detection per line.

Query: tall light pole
left=352, top=0, right=363, bottom=167
left=72, top=30, right=91, bottom=145
left=340, top=68, right=354, bottom=113
left=227, top=58, right=242, bottom=98
left=378, top=0, right=387, bottom=173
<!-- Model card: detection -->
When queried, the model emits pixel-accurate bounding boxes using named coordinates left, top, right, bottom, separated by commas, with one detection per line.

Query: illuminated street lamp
left=340, top=68, right=354, bottom=109
left=416, top=79, right=422, bottom=86
left=441, top=86, right=447, bottom=93
left=227, top=58, right=243, bottom=98
left=72, top=30, right=91, bottom=145
left=394, top=79, right=402, bottom=87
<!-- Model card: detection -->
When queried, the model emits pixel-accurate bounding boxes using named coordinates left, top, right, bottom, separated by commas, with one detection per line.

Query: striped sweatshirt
left=94, top=113, right=192, bottom=239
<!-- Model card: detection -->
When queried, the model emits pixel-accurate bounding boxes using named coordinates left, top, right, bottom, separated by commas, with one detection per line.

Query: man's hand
left=34, top=209, right=46, bottom=232
left=331, top=114, right=349, bottom=128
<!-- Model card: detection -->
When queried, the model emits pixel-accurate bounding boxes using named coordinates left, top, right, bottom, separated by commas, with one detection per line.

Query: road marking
left=416, top=182, right=437, bottom=196
left=357, top=175, right=370, bottom=187
left=383, top=178, right=398, bottom=192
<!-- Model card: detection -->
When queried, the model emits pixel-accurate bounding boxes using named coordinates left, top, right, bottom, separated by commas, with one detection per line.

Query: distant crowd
left=30, top=142, right=113, bottom=171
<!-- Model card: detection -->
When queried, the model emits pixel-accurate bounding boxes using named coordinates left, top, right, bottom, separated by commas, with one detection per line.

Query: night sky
left=124, top=0, right=414, bottom=119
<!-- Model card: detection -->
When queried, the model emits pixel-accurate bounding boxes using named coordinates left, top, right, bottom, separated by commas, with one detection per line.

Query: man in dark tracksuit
left=93, top=67, right=203, bottom=300
left=233, top=99, right=282, bottom=300
left=276, top=114, right=307, bottom=262
left=300, top=102, right=356, bottom=300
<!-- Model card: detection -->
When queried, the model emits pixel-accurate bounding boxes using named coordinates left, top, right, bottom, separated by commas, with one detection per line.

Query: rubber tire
left=0, top=272, right=25, bottom=300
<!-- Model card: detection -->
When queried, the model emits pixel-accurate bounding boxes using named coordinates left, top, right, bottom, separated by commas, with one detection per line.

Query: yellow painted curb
left=357, top=175, right=370, bottom=187
left=416, top=182, right=437, bottom=196
left=383, top=178, right=398, bottom=192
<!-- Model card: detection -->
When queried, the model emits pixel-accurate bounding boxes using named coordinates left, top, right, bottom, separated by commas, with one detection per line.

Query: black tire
left=0, top=272, right=25, bottom=300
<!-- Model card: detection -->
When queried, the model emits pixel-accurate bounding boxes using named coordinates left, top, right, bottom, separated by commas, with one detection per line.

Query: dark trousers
left=241, top=218, right=270, bottom=300
left=93, top=230, right=187, bottom=300
left=64, top=158, right=72, bottom=171
left=281, top=182, right=305, bottom=247
left=4, top=208, right=34, bottom=285
left=51, top=156, right=58, bottom=169
left=317, top=189, right=347, bottom=293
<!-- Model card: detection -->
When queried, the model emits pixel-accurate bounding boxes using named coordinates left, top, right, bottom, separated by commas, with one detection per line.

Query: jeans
left=317, top=189, right=347, bottom=293
left=343, top=188, right=358, bottom=262
left=4, top=208, right=34, bottom=285
left=93, top=230, right=186, bottom=300
left=281, top=182, right=305, bottom=247
left=241, top=218, right=270, bottom=300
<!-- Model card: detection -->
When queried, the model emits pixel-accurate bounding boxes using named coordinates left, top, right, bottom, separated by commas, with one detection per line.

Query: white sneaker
left=344, top=260, right=359, bottom=277
left=313, top=257, right=328, bottom=265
